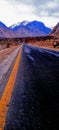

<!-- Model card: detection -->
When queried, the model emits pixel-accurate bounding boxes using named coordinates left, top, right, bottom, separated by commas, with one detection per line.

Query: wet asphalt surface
left=4, top=44, right=59, bottom=130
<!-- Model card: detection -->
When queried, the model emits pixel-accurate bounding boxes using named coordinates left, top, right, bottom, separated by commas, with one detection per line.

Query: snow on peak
left=9, top=21, right=29, bottom=29
left=10, top=24, right=16, bottom=29
left=20, top=20, right=29, bottom=26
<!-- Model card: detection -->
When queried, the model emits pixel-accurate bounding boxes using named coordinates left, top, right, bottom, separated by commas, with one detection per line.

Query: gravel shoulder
left=0, top=46, right=21, bottom=83
left=0, top=46, right=20, bottom=63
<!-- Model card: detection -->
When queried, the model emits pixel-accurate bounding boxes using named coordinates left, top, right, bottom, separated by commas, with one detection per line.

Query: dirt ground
left=28, top=39, right=59, bottom=51
left=0, top=46, right=19, bottom=63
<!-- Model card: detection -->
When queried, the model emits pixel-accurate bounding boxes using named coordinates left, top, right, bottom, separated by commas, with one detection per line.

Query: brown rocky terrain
left=26, top=22, right=59, bottom=49
left=25, top=36, right=59, bottom=49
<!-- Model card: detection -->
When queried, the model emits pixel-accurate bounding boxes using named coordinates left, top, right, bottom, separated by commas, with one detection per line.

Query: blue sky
left=0, top=0, right=59, bottom=27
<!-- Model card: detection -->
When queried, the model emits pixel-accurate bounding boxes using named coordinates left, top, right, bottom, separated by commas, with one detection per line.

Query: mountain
left=0, top=21, right=8, bottom=28
left=14, top=26, right=33, bottom=38
left=50, top=22, right=59, bottom=36
left=20, top=21, right=29, bottom=26
left=25, top=21, right=51, bottom=36
left=9, top=20, right=51, bottom=37
left=10, top=21, right=29, bottom=31
left=0, top=21, right=15, bottom=38
left=0, top=20, right=51, bottom=38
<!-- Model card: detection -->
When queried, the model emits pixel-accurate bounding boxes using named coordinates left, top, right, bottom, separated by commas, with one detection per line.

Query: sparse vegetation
left=0, top=36, right=59, bottom=52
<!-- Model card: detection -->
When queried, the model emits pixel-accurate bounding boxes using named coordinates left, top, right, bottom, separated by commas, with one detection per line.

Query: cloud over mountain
left=5, top=0, right=59, bottom=18
left=0, top=0, right=59, bottom=27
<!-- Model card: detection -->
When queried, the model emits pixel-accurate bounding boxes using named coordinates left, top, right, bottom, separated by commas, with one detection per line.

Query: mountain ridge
left=0, top=20, right=52, bottom=38
left=0, top=21, right=15, bottom=38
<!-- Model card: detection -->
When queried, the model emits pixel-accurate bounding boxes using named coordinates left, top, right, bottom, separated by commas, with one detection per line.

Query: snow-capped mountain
left=9, top=20, right=51, bottom=37
left=9, top=22, right=21, bottom=29
left=0, top=20, right=51, bottom=38
left=19, top=20, right=29, bottom=26
left=10, top=21, right=29, bottom=30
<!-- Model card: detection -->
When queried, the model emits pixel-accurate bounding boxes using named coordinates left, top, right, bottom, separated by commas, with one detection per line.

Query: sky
left=0, top=0, right=59, bottom=27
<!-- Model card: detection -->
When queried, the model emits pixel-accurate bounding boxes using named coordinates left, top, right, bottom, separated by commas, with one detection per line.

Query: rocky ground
left=28, top=39, right=59, bottom=50
left=0, top=45, right=21, bottom=84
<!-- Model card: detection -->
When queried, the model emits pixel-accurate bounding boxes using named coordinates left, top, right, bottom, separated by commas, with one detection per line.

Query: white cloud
left=0, top=0, right=59, bottom=27
left=0, top=0, right=17, bottom=26
left=39, top=17, right=59, bottom=28
left=0, top=0, right=36, bottom=26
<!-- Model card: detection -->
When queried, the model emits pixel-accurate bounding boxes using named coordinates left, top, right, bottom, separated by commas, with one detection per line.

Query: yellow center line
left=0, top=47, right=22, bottom=130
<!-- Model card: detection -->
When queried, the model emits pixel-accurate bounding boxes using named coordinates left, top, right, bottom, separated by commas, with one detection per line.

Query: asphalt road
left=4, top=44, right=59, bottom=130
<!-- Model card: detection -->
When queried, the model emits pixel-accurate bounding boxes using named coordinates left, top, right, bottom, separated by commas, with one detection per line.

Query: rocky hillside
left=0, top=21, right=51, bottom=38
left=50, top=23, right=59, bottom=37
left=10, top=20, right=51, bottom=37
left=0, top=22, right=15, bottom=38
